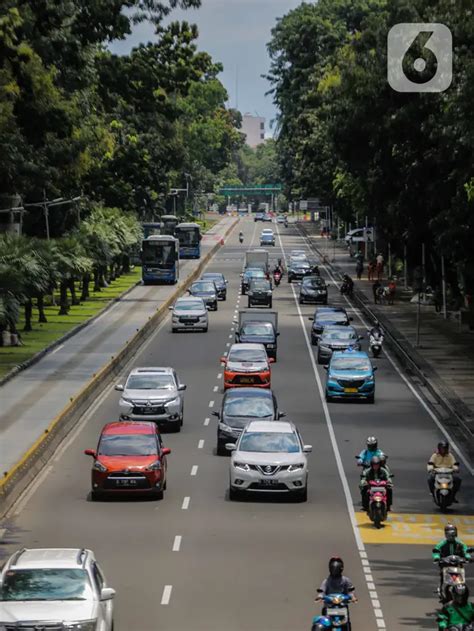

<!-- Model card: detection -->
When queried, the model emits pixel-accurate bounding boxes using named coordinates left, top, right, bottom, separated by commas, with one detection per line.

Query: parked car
left=0, top=547, right=115, bottom=630
left=317, top=325, right=362, bottom=364
left=226, top=420, right=312, bottom=501
left=201, top=272, right=228, bottom=300
left=248, top=278, right=273, bottom=308
left=213, top=388, right=284, bottom=455
left=308, top=306, right=352, bottom=345
left=85, top=421, right=171, bottom=499
left=299, top=275, right=328, bottom=304
left=116, top=366, right=186, bottom=429
left=325, top=350, right=376, bottom=403
left=221, top=343, right=274, bottom=389
left=188, top=280, right=218, bottom=311
left=170, top=297, right=208, bottom=332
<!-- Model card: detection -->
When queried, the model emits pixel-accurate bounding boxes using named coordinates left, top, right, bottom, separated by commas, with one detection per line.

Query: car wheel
left=317, top=352, right=324, bottom=365
left=299, top=297, right=304, bottom=304
left=269, top=299, right=273, bottom=308
left=272, top=353, right=277, bottom=362
left=295, top=486, right=308, bottom=502
left=325, top=392, right=332, bottom=403
left=229, top=486, right=241, bottom=501
left=202, top=326, right=208, bottom=332
left=164, top=478, right=167, bottom=490
left=311, top=335, right=317, bottom=346
left=288, top=277, right=292, bottom=283
left=214, top=303, right=218, bottom=311
left=367, top=394, right=375, bottom=404
left=90, top=490, right=100, bottom=502
left=248, top=300, right=251, bottom=308
left=217, top=442, right=227, bottom=456
left=172, top=328, right=178, bottom=334
left=154, top=489, right=164, bottom=500
left=223, top=293, right=227, bottom=301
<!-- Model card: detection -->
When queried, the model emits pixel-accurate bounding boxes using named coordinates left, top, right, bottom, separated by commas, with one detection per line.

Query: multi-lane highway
left=1, top=218, right=473, bottom=630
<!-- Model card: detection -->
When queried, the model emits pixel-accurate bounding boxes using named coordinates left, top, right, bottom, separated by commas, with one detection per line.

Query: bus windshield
left=142, top=241, right=175, bottom=268
left=176, top=227, right=200, bottom=246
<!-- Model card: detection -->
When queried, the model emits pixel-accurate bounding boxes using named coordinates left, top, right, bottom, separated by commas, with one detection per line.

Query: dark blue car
left=309, top=307, right=352, bottom=345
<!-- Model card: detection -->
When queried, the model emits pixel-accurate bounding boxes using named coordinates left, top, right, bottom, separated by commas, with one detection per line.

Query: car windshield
left=245, top=270, right=265, bottom=279
left=202, top=274, right=223, bottom=284
left=323, top=330, right=357, bottom=341
left=292, top=260, right=310, bottom=268
left=250, top=280, right=270, bottom=290
left=229, top=349, right=267, bottom=362
left=98, top=434, right=157, bottom=456
left=191, top=282, right=215, bottom=293
left=241, top=323, right=273, bottom=336
left=318, top=311, right=347, bottom=322
left=176, top=300, right=203, bottom=311
left=239, top=432, right=300, bottom=453
left=331, top=357, right=371, bottom=371
left=225, top=395, right=274, bottom=418
left=0, top=569, right=93, bottom=602
left=303, top=278, right=324, bottom=288
left=126, top=374, right=174, bottom=390
left=261, top=235, right=273, bottom=240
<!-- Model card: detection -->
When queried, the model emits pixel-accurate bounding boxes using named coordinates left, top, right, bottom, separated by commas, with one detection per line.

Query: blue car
left=325, top=350, right=377, bottom=403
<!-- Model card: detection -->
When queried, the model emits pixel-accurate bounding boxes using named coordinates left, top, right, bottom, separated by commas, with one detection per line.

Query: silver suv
left=116, top=367, right=186, bottom=431
left=0, top=547, right=115, bottom=630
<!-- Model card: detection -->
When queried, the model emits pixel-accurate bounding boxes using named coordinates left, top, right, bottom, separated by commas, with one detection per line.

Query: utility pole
left=404, top=244, right=408, bottom=290
left=441, top=255, right=447, bottom=319
left=415, top=243, right=425, bottom=347
left=43, top=190, right=50, bottom=240
left=388, top=242, right=392, bottom=278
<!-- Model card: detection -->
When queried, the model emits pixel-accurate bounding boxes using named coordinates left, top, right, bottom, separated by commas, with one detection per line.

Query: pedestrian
left=356, top=259, right=363, bottom=280
left=376, top=253, right=384, bottom=280
left=387, top=278, right=396, bottom=305
left=367, top=259, right=375, bottom=281
left=433, top=286, right=442, bottom=313
left=372, top=279, right=381, bottom=304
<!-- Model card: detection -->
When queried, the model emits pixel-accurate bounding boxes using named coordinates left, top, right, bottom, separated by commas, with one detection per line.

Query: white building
left=241, top=113, right=265, bottom=148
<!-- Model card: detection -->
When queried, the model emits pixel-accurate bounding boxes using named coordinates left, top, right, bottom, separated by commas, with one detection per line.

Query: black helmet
left=438, top=441, right=449, bottom=453
left=328, top=557, right=344, bottom=578
left=370, top=456, right=382, bottom=467
left=452, top=583, right=468, bottom=605
left=367, top=436, right=378, bottom=450
left=444, top=523, right=457, bottom=542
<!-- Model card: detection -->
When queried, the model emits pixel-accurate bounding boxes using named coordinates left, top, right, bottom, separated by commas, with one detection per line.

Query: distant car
left=241, top=268, right=266, bottom=295
left=0, top=548, right=115, bottom=630
left=254, top=212, right=265, bottom=222
left=235, top=319, right=279, bottom=359
left=262, top=213, right=273, bottom=222
left=309, top=306, right=352, bottom=345
left=213, top=387, right=284, bottom=455
left=260, top=232, right=276, bottom=246
left=188, top=280, right=218, bottom=311
left=85, top=421, right=171, bottom=499
left=317, top=325, right=362, bottom=364
left=226, top=420, right=312, bottom=501
left=170, top=297, right=208, bottom=332
left=299, top=275, right=328, bottom=304
left=289, top=250, right=307, bottom=260
left=325, top=350, right=376, bottom=403
left=288, top=259, right=311, bottom=282
left=248, top=278, right=273, bottom=308
left=276, top=215, right=286, bottom=224
left=221, top=343, right=274, bottom=389
left=115, top=366, right=186, bottom=429
left=201, top=272, right=228, bottom=300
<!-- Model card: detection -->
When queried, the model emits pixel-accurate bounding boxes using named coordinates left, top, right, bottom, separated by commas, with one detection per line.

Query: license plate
left=344, top=387, right=358, bottom=393
left=116, top=479, right=138, bottom=487
left=259, top=479, right=280, bottom=486
left=184, top=321, right=194, bottom=326
left=239, top=377, right=254, bottom=383
left=326, top=607, right=347, bottom=617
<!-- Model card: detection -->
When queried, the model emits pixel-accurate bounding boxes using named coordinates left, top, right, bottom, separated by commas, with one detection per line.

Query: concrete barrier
left=0, top=218, right=239, bottom=516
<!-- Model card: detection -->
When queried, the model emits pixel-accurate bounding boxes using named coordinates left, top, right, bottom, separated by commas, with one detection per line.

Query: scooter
left=314, top=593, right=354, bottom=630
left=369, top=330, right=384, bottom=357
left=311, top=616, right=332, bottom=630
left=432, top=467, right=455, bottom=512
left=367, top=480, right=388, bottom=529
left=239, top=234, right=244, bottom=244
left=340, top=281, right=353, bottom=297
left=435, top=554, right=471, bottom=604
left=273, top=270, right=282, bottom=286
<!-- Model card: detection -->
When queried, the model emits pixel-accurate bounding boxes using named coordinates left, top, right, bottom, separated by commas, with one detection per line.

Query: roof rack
left=76, top=548, right=87, bottom=566
left=9, top=547, right=26, bottom=568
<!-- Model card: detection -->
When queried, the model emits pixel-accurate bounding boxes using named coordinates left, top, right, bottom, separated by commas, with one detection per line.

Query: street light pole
left=441, top=255, right=447, bottom=319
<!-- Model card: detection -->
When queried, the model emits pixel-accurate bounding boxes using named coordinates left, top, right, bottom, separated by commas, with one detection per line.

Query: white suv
left=0, top=548, right=115, bottom=630
left=226, top=420, right=312, bottom=501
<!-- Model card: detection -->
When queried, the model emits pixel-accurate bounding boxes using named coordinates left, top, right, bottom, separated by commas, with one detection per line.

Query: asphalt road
left=1, top=218, right=472, bottom=630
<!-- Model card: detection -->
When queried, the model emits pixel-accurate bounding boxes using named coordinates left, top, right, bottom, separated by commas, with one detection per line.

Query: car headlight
left=219, top=422, right=235, bottom=434
left=165, top=397, right=180, bottom=406
left=267, top=291, right=272, bottom=295
left=234, top=462, right=250, bottom=471
left=93, top=461, right=107, bottom=473
left=121, top=397, right=133, bottom=405
left=63, top=621, right=97, bottom=631
left=319, top=345, right=330, bottom=352
left=365, top=376, right=375, bottom=383
left=287, top=463, right=305, bottom=472
left=146, top=460, right=162, bottom=471
left=266, top=344, right=275, bottom=348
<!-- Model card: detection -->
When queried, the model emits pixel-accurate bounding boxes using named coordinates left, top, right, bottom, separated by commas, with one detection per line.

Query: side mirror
left=373, top=366, right=378, bottom=371
left=358, top=335, right=364, bottom=340
left=220, top=357, right=227, bottom=364
left=323, top=365, right=328, bottom=371
left=225, top=443, right=237, bottom=451
left=162, top=447, right=171, bottom=456
left=178, top=384, right=187, bottom=391
left=115, top=384, right=124, bottom=392
left=206, top=305, right=212, bottom=310
left=211, top=411, right=220, bottom=418
left=432, top=548, right=438, bottom=553
left=268, top=357, right=275, bottom=364
left=225, top=280, right=229, bottom=284
left=278, top=412, right=286, bottom=419
left=303, top=445, right=313, bottom=453
left=308, top=317, right=314, bottom=321
left=276, top=332, right=280, bottom=336
left=100, top=587, right=116, bottom=601
left=349, top=317, right=354, bottom=321
left=168, top=306, right=174, bottom=311
left=84, top=449, right=96, bottom=457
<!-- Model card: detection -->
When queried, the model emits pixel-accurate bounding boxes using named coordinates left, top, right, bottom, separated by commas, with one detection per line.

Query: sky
left=109, top=0, right=303, bottom=134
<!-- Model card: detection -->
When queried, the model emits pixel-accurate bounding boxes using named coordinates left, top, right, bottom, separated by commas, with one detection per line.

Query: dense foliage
left=267, top=0, right=474, bottom=290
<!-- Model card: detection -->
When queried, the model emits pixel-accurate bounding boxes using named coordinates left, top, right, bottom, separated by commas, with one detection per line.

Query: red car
left=84, top=421, right=170, bottom=500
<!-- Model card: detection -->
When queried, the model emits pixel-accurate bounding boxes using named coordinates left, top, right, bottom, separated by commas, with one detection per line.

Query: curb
left=298, top=223, right=474, bottom=466
left=0, top=218, right=239, bottom=516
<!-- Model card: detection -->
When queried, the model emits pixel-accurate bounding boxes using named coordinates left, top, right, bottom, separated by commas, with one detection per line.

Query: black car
left=240, top=269, right=266, bottom=295
left=201, top=272, right=228, bottom=300
left=308, top=307, right=352, bottom=345
left=235, top=320, right=279, bottom=360
left=248, top=278, right=273, bottom=308
left=188, top=280, right=218, bottom=311
left=212, top=388, right=284, bottom=455
left=299, top=275, right=328, bottom=305
left=288, top=259, right=312, bottom=282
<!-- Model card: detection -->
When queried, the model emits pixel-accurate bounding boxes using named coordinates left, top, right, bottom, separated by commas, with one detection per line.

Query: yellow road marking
left=355, top=512, right=474, bottom=545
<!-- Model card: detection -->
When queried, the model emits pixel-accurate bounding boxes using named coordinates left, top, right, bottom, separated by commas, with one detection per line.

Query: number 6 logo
left=387, top=23, right=452, bottom=93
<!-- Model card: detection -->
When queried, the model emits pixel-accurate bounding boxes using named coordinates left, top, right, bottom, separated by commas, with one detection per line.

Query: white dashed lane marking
left=204, top=417, right=210, bottom=426
left=209, top=400, right=214, bottom=407
left=172, top=536, right=182, bottom=552
left=181, top=497, right=190, bottom=510
left=198, top=440, right=205, bottom=449
left=191, top=465, right=198, bottom=476
left=161, top=585, right=173, bottom=605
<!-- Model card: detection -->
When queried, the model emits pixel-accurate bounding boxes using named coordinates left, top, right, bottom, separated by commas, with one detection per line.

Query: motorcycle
left=239, top=234, right=244, bottom=244
left=340, top=281, right=353, bottom=297
left=367, top=479, right=388, bottom=529
left=314, top=593, right=354, bottom=630
left=435, top=554, right=470, bottom=604
left=440, top=625, right=473, bottom=631
left=432, top=467, right=455, bottom=512
left=311, top=616, right=332, bottom=630
left=284, top=220, right=288, bottom=228
left=369, top=330, right=384, bottom=357
left=273, top=270, right=282, bottom=286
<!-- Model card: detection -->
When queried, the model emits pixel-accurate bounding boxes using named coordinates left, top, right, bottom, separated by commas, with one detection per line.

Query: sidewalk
left=0, top=216, right=236, bottom=476
left=300, top=223, right=474, bottom=457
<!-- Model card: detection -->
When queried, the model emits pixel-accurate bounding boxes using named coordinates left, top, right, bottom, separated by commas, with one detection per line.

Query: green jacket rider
left=438, top=585, right=474, bottom=629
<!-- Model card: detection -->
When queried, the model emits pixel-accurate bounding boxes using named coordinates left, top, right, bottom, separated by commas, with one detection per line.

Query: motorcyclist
left=437, top=584, right=474, bottom=630
left=357, top=436, right=383, bottom=467
left=369, top=319, right=384, bottom=339
left=427, top=441, right=461, bottom=502
left=316, top=557, right=357, bottom=611
left=433, top=524, right=472, bottom=598
left=360, top=456, right=393, bottom=511
left=341, top=274, right=354, bottom=295
left=239, top=231, right=244, bottom=243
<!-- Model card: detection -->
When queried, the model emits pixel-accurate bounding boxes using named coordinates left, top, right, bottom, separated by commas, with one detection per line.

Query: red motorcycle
left=273, top=270, right=282, bottom=287
left=368, top=480, right=388, bottom=529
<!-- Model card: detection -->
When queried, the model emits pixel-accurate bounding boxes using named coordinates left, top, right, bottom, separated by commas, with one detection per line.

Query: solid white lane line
left=181, top=497, right=190, bottom=510
left=276, top=225, right=387, bottom=630
left=209, top=400, right=214, bottom=407
left=204, top=417, right=210, bottom=426
left=198, top=439, right=204, bottom=449
left=172, top=536, right=182, bottom=552
left=51, top=344, right=64, bottom=355
left=191, top=465, right=198, bottom=476
left=161, top=585, right=173, bottom=605
left=213, top=385, right=218, bottom=392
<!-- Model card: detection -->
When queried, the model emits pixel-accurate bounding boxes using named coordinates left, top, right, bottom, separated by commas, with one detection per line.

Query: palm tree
left=54, top=237, right=93, bottom=315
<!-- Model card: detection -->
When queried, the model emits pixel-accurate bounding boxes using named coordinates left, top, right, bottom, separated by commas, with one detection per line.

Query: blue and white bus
left=142, top=222, right=161, bottom=239
left=160, top=215, right=179, bottom=236
left=175, top=222, right=202, bottom=259
left=141, top=235, right=179, bottom=285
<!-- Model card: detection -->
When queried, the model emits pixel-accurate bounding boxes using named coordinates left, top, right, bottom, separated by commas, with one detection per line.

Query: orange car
left=221, top=343, right=274, bottom=390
